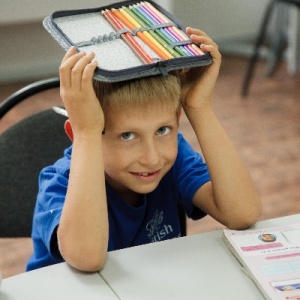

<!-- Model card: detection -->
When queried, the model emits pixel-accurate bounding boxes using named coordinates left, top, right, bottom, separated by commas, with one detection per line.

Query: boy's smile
left=130, top=170, right=160, bottom=181
left=102, top=104, right=179, bottom=205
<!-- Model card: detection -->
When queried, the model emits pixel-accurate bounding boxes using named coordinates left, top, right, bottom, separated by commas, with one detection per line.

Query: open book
left=223, top=223, right=300, bottom=300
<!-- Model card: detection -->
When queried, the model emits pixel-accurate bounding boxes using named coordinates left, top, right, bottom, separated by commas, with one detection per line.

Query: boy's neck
left=119, top=190, right=143, bottom=207
left=105, top=175, right=144, bottom=207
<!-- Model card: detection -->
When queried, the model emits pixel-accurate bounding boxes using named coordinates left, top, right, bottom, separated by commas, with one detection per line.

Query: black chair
left=0, top=77, right=60, bottom=117
left=241, top=0, right=300, bottom=97
left=0, top=78, right=71, bottom=237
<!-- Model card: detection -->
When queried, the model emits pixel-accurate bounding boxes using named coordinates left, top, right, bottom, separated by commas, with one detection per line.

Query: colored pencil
left=119, top=7, right=174, bottom=60
left=100, top=1, right=204, bottom=63
left=111, top=8, right=168, bottom=60
left=171, top=26, right=204, bottom=56
left=167, top=28, right=198, bottom=56
left=141, top=1, right=204, bottom=56
left=163, top=27, right=193, bottom=56
left=101, top=9, right=153, bottom=64
left=138, top=2, right=193, bottom=56
left=131, top=4, right=187, bottom=57
left=129, top=5, right=181, bottom=58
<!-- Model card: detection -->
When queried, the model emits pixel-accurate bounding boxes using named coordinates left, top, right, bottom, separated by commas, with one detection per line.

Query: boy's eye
left=121, top=132, right=135, bottom=140
left=156, top=126, right=170, bottom=135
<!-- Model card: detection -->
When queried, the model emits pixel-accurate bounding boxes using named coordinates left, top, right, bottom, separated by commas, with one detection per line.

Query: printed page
left=223, top=223, right=300, bottom=300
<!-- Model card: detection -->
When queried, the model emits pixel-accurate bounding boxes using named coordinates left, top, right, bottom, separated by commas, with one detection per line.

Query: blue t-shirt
left=26, top=133, right=210, bottom=271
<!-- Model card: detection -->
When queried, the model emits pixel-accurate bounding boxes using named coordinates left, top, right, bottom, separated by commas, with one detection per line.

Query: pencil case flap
left=43, top=0, right=212, bottom=82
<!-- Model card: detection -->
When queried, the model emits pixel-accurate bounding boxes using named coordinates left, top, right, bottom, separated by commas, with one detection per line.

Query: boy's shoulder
left=176, top=132, right=198, bottom=157
left=40, top=145, right=72, bottom=179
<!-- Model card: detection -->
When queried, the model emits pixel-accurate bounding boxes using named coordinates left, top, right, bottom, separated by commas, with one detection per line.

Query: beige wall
left=173, top=0, right=269, bottom=40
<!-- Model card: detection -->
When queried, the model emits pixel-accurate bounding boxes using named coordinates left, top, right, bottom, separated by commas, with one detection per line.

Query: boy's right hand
left=180, top=28, right=221, bottom=111
left=59, top=47, right=104, bottom=137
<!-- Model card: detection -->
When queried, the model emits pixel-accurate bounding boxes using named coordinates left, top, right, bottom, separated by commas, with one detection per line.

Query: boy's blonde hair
left=93, top=73, right=181, bottom=115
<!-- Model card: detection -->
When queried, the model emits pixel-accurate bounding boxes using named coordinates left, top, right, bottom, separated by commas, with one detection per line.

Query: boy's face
left=102, top=103, right=179, bottom=200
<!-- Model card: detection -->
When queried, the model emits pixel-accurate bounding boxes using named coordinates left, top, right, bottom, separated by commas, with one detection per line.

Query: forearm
left=186, top=105, right=262, bottom=229
left=57, top=133, right=108, bottom=272
left=179, top=28, right=261, bottom=228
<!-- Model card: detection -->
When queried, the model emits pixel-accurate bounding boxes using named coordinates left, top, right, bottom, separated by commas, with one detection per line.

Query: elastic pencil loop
left=75, top=41, right=93, bottom=47
left=151, top=22, right=176, bottom=30
left=99, top=32, right=118, bottom=43
left=115, top=28, right=131, bottom=38
left=75, top=32, right=119, bottom=47
left=91, top=36, right=100, bottom=44
left=132, top=26, right=151, bottom=35
left=171, top=39, right=193, bottom=48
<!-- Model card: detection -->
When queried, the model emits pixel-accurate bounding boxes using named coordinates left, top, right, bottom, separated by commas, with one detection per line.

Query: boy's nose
left=139, top=141, right=160, bottom=167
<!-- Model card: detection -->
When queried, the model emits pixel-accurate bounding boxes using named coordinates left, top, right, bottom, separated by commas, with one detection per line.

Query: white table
left=100, top=229, right=263, bottom=299
left=0, top=262, right=118, bottom=300
left=1, top=214, right=299, bottom=300
left=100, top=214, right=300, bottom=300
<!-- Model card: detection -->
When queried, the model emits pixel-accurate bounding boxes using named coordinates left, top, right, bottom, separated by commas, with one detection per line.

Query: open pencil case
left=43, top=0, right=212, bottom=82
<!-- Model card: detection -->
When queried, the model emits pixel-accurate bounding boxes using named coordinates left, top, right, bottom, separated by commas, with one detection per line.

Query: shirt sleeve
left=173, top=133, right=211, bottom=220
left=32, top=150, right=71, bottom=260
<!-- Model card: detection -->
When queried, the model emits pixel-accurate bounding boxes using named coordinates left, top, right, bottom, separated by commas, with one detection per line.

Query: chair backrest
left=0, top=108, right=71, bottom=237
left=0, top=78, right=60, bottom=118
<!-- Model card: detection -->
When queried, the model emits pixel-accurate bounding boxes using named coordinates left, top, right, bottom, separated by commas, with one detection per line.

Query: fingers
left=69, top=52, right=96, bottom=90
left=61, top=46, right=77, bottom=64
left=59, top=47, right=98, bottom=90
left=60, top=49, right=85, bottom=89
left=186, top=27, right=221, bottom=64
left=187, top=27, right=217, bottom=47
left=186, top=27, right=209, bottom=38
left=81, top=58, right=98, bottom=91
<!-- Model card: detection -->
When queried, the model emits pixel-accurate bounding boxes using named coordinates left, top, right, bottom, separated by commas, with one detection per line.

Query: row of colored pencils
left=101, top=1, right=203, bottom=64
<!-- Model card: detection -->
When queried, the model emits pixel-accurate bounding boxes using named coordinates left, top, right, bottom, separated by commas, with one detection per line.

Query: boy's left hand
left=180, top=28, right=221, bottom=110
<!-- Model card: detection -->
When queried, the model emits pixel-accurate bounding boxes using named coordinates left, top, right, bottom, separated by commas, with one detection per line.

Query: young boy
left=26, top=28, right=262, bottom=272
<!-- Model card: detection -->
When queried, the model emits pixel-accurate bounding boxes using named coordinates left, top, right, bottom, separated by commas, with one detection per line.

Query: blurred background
left=1, top=0, right=300, bottom=278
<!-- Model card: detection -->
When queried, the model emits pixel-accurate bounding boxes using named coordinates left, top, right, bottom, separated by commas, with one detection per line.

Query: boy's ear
left=64, top=119, right=74, bottom=141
